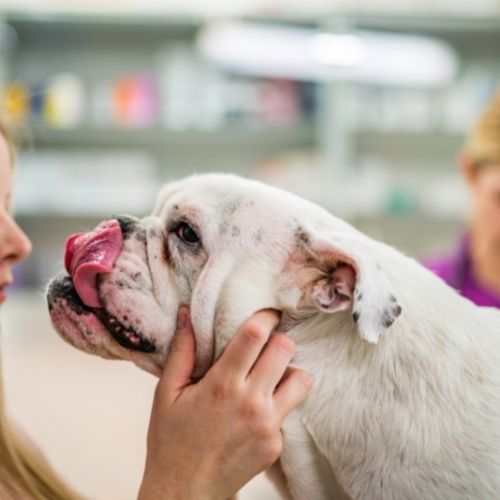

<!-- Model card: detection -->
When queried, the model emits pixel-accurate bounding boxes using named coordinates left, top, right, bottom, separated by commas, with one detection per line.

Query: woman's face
left=466, top=161, right=500, bottom=247
left=0, top=134, right=32, bottom=305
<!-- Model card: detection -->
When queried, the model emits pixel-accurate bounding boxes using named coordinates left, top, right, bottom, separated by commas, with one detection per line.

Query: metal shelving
left=28, top=123, right=315, bottom=149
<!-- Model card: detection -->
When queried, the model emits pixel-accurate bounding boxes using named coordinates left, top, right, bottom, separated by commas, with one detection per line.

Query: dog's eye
left=175, top=222, right=200, bottom=245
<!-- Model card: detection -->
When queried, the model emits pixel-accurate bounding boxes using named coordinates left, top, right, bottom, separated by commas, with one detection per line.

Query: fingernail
left=177, top=306, right=189, bottom=330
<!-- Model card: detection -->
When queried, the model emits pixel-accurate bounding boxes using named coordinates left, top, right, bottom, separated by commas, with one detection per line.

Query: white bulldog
left=47, top=173, right=500, bottom=500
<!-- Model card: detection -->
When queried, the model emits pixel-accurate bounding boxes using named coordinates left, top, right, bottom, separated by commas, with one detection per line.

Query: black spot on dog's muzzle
left=47, top=276, right=93, bottom=315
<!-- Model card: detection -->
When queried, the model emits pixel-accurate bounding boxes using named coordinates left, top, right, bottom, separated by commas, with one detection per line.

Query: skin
left=460, top=154, right=500, bottom=294
left=139, top=308, right=313, bottom=500
left=0, top=134, right=32, bottom=303
left=0, top=133, right=312, bottom=499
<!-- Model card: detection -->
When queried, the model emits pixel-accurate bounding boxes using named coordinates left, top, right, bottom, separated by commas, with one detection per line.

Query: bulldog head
left=47, top=174, right=401, bottom=377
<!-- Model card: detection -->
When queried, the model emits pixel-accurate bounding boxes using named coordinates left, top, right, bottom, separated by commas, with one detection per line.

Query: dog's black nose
left=46, top=275, right=93, bottom=315
left=112, top=215, right=139, bottom=240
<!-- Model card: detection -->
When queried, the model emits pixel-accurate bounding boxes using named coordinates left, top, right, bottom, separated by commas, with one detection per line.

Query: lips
left=94, top=308, right=155, bottom=353
left=48, top=275, right=156, bottom=353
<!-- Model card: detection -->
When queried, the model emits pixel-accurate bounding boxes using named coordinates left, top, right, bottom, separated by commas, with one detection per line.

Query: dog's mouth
left=94, top=308, right=155, bottom=353
left=48, top=276, right=156, bottom=354
left=53, top=219, right=157, bottom=354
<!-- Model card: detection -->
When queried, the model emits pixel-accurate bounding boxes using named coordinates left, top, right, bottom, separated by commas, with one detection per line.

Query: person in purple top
left=425, top=90, right=500, bottom=308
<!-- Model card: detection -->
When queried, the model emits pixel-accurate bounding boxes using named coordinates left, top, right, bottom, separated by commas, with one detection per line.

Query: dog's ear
left=290, top=231, right=402, bottom=343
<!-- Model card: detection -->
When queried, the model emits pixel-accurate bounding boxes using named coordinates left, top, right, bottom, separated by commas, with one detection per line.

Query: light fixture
left=197, top=21, right=458, bottom=87
left=308, top=33, right=366, bottom=68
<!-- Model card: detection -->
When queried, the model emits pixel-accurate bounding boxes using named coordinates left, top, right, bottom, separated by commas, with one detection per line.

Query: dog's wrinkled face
left=47, top=174, right=401, bottom=377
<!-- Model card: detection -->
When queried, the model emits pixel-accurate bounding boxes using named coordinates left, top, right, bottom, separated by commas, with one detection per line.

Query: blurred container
left=91, top=78, right=114, bottom=127
left=157, top=44, right=204, bottom=130
left=2, top=81, right=30, bottom=123
left=44, top=72, right=86, bottom=129
left=14, top=150, right=159, bottom=216
left=257, top=79, right=301, bottom=126
left=112, top=73, right=158, bottom=128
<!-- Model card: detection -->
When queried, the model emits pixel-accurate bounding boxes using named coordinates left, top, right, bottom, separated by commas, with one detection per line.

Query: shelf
left=354, top=127, right=464, bottom=138
left=27, top=123, right=316, bottom=149
left=3, top=13, right=200, bottom=47
left=320, top=12, right=500, bottom=35
left=3, top=6, right=500, bottom=33
left=354, top=128, right=464, bottom=149
left=0, top=8, right=204, bottom=29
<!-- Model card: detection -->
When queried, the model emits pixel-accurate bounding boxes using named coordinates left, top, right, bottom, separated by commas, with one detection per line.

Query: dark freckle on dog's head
left=383, top=317, right=394, bottom=328
left=221, top=199, right=241, bottom=219
left=389, top=295, right=397, bottom=303
left=357, top=292, right=363, bottom=301
left=231, top=225, right=240, bottom=237
left=382, top=310, right=396, bottom=328
left=219, top=199, right=240, bottom=234
left=173, top=204, right=179, bottom=211
left=148, top=228, right=159, bottom=239
left=115, top=279, right=134, bottom=290
left=135, top=228, right=147, bottom=244
left=295, top=226, right=310, bottom=246
left=219, top=220, right=228, bottom=235
left=226, top=199, right=240, bottom=215
left=353, top=311, right=360, bottom=323
left=254, top=229, right=263, bottom=243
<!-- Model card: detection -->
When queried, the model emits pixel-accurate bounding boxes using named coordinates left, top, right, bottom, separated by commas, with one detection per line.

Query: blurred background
left=0, top=0, right=499, bottom=498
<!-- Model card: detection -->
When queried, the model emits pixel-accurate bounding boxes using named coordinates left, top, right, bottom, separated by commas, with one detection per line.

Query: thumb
left=159, top=306, right=196, bottom=401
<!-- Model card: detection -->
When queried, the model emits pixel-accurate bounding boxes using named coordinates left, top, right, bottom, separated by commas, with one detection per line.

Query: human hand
left=138, top=307, right=312, bottom=500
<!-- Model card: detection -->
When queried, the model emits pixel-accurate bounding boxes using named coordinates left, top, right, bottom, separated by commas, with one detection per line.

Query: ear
left=295, top=232, right=402, bottom=344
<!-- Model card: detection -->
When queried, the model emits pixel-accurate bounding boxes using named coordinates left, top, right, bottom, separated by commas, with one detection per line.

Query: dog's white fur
left=48, top=174, right=500, bottom=499
left=280, top=242, right=500, bottom=499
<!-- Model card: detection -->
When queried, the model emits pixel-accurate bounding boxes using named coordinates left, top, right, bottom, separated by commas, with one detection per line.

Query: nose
left=113, top=214, right=138, bottom=239
left=0, top=214, right=32, bottom=265
left=65, top=219, right=124, bottom=308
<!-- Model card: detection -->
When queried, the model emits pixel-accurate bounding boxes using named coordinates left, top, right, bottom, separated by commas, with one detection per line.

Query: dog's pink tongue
left=64, top=220, right=123, bottom=308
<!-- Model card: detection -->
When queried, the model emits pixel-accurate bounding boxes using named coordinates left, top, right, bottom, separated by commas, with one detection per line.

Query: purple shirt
left=424, top=234, right=500, bottom=308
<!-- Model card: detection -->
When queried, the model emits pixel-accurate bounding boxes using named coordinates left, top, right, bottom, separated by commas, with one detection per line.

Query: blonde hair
left=0, top=119, right=83, bottom=499
left=464, top=89, right=500, bottom=167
